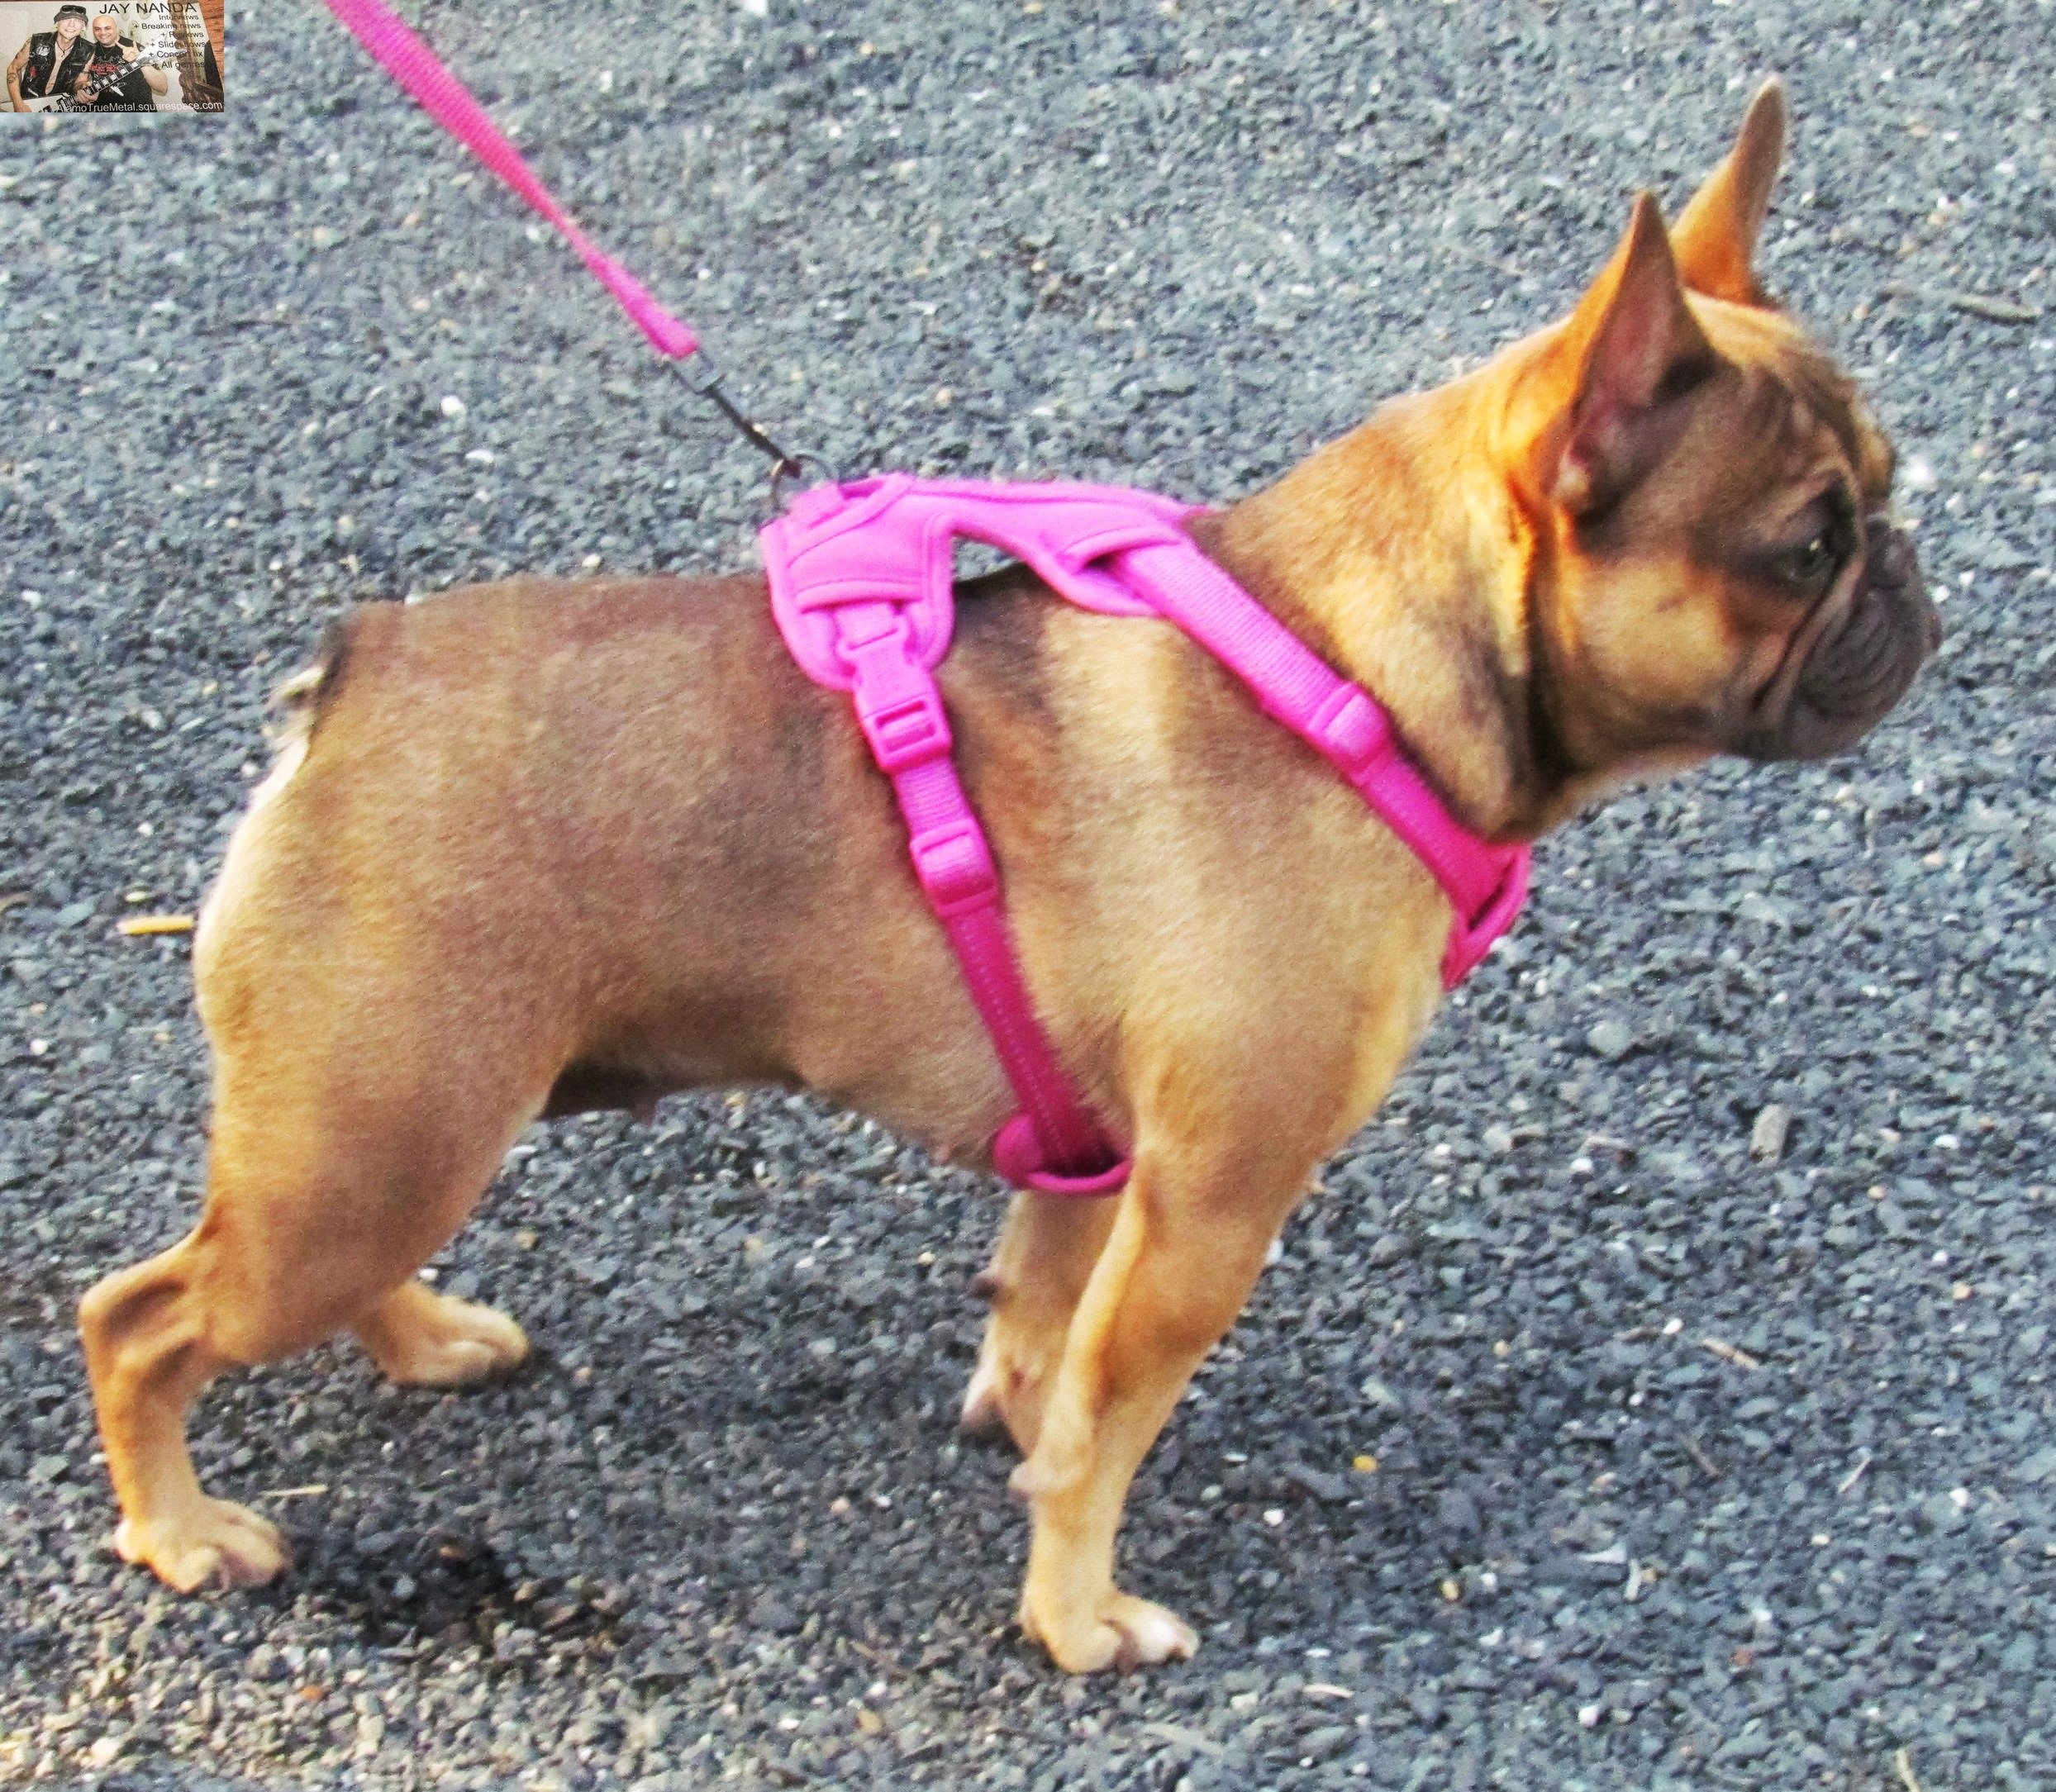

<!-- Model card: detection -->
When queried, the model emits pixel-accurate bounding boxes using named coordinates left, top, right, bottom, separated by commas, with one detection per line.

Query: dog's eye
left=1775, top=531, right=1842, bottom=595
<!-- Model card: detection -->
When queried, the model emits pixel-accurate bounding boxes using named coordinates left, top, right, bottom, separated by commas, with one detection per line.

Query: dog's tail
left=264, top=616, right=355, bottom=752
left=199, top=616, right=367, bottom=963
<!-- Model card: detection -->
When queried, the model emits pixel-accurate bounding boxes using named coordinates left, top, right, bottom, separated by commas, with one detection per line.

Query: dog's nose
left=1867, top=516, right=1939, bottom=656
left=1866, top=516, right=1918, bottom=587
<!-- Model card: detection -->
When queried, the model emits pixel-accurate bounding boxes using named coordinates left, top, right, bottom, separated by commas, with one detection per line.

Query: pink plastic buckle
left=910, top=820, right=998, bottom=916
left=860, top=687, right=954, bottom=772
left=845, top=626, right=955, bottom=773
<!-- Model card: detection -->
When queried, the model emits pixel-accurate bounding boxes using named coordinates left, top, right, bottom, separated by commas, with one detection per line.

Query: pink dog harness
left=312, top=7, right=1526, bottom=1192
left=761, top=477, right=1530, bottom=1196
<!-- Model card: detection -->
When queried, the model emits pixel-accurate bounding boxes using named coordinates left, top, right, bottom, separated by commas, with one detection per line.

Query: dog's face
left=1506, top=83, right=1939, bottom=782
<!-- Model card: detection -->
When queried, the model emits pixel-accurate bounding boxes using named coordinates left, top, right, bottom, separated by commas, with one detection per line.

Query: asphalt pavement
left=2, top=1, right=2055, bottom=1787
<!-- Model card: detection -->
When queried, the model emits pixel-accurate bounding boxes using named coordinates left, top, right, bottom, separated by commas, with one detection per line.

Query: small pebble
left=1749, top=1103, right=1792, bottom=1162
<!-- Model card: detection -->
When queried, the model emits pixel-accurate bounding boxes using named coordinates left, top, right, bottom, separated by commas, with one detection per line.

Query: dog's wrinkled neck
left=1197, top=378, right=1586, bottom=843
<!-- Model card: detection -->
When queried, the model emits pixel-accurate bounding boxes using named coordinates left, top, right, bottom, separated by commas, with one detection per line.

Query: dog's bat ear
left=1671, top=77, right=1787, bottom=306
left=1538, top=191, right=1716, bottom=516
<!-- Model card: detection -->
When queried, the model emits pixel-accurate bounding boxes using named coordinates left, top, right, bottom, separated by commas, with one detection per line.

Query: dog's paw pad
left=115, top=1498, right=289, bottom=1593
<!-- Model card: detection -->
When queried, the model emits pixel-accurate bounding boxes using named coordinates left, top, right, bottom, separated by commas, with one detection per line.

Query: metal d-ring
left=767, top=449, right=840, bottom=510
left=670, top=349, right=839, bottom=512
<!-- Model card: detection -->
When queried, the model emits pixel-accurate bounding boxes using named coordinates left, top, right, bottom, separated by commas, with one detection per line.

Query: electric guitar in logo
left=22, top=46, right=176, bottom=112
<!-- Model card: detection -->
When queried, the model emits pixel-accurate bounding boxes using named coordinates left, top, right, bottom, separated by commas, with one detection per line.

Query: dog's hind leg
left=79, top=1043, right=542, bottom=1594
left=960, top=1192, right=1118, bottom=1454
left=77, top=1238, right=288, bottom=1592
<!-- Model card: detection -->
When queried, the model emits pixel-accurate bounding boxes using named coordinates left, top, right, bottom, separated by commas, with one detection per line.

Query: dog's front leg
left=1010, top=1139, right=1314, bottom=1673
left=960, top=1191, right=1119, bottom=1453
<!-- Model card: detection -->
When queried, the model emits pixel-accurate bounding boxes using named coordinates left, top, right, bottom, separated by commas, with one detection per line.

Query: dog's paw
left=363, top=1287, right=529, bottom=1387
left=115, top=1497, right=289, bottom=1593
left=1021, top=1587, right=1199, bottom=1675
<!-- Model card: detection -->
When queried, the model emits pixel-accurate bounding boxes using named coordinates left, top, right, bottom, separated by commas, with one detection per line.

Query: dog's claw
left=958, top=1359, right=1008, bottom=1439
left=969, top=1267, right=1002, bottom=1303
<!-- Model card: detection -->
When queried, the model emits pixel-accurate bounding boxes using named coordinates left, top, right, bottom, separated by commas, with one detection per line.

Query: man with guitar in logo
left=69, top=12, right=167, bottom=111
left=5, top=5, right=93, bottom=112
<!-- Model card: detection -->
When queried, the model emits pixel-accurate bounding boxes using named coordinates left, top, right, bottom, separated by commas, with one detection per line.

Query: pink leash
left=319, top=0, right=814, bottom=480
left=321, top=0, right=695, bottom=358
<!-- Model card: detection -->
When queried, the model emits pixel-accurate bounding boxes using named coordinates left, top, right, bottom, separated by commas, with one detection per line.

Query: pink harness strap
left=760, top=478, right=1530, bottom=1196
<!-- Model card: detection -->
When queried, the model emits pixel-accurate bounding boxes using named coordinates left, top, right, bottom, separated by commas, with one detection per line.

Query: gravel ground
left=4, top=1, right=2055, bottom=1787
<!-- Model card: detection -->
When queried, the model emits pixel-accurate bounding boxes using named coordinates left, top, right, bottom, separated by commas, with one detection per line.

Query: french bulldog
left=80, top=81, right=1936, bottom=1671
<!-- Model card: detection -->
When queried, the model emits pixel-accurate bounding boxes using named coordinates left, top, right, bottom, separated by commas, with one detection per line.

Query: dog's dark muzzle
left=1739, top=519, right=1939, bottom=763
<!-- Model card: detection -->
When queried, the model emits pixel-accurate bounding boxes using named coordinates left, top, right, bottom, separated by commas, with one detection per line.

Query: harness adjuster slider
left=860, top=688, right=954, bottom=772
left=844, top=620, right=954, bottom=772
left=910, top=820, right=999, bottom=917
left=1468, top=853, right=1530, bottom=942
left=1307, top=684, right=1393, bottom=781
left=1441, top=849, right=1531, bottom=988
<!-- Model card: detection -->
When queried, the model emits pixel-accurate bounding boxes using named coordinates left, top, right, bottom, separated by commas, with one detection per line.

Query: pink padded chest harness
left=761, top=477, right=1529, bottom=1198
left=308, top=7, right=1523, bottom=1192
